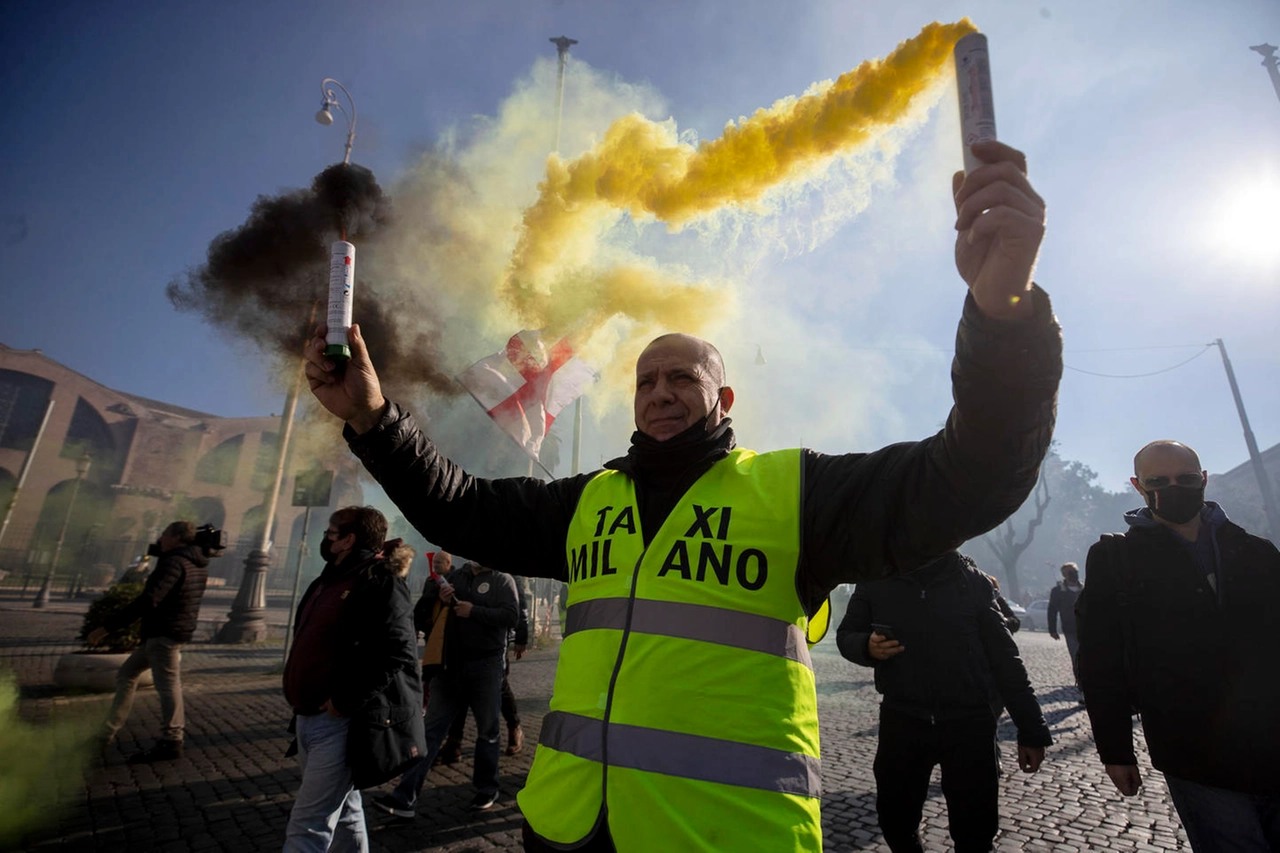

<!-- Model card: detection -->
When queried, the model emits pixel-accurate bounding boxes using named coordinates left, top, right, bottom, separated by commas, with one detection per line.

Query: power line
left=1063, top=344, right=1213, bottom=379
left=1065, top=344, right=1209, bottom=353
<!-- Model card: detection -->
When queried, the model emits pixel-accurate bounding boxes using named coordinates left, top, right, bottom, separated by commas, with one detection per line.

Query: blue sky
left=3, top=0, right=1279, bottom=494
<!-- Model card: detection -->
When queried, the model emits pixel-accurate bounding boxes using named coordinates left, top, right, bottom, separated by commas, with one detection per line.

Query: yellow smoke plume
left=503, top=19, right=977, bottom=347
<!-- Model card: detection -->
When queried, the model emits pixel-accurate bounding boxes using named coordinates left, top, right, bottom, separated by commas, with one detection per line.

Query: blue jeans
left=1165, top=774, right=1280, bottom=852
left=284, top=714, right=368, bottom=853
left=392, top=655, right=505, bottom=806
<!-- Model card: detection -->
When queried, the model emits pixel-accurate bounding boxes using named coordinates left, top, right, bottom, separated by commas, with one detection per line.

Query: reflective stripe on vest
left=564, top=596, right=813, bottom=670
left=539, top=710, right=822, bottom=798
left=517, top=447, right=822, bottom=852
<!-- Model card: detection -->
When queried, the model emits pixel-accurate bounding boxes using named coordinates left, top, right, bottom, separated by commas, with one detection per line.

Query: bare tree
left=983, top=474, right=1050, bottom=602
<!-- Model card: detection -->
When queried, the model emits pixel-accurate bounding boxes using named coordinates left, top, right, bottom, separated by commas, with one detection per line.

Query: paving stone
left=4, top=601, right=1195, bottom=851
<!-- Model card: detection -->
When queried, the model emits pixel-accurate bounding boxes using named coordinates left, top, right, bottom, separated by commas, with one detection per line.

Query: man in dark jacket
left=435, top=573, right=531, bottom=765
left=305, top=140, right=1061, bottom=851
left=93, top=520, right=213, bottom=763
left=282, top=506, right=424, bottom=853
left=374, top=561, right=519, bottom=816
left=1046, top=561, right=1082, bottom=687
left=837, top=552, right=1051, bottom=853
left=1077, top=440, right=1280, bottom=851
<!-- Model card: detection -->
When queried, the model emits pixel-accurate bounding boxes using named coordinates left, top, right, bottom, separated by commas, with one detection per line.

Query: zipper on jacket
left=596, top=545, right=649, bottom=818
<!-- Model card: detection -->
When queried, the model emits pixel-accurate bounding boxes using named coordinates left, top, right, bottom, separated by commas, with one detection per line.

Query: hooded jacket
left=107, top=544, right=210, bottom=643
left=1076, top=503, right=1280, bottom=795
left=836, top=552, right=1051, bottom=747
left=285, top=540, right=426, bottom=789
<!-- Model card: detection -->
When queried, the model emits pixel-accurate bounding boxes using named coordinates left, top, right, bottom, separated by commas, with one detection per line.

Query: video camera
left=145, top=523, right=227, bottom=558
left=194, top=524, right=227, bottom=557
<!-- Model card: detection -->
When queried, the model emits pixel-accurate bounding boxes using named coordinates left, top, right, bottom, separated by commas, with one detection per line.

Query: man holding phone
left=837, top=551, right=1050, bottom=853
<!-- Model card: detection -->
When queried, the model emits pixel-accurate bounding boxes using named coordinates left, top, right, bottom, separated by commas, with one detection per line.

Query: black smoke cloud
left=167, top=163, right=454, bottom=396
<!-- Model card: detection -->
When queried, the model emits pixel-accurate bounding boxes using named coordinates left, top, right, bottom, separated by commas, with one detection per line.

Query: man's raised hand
left=304, top=323, right=387, bottom=434
left=952, top=140, right=1046, bottom=321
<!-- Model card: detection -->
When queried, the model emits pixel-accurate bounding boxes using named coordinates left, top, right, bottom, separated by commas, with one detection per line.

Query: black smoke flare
left=167, top=163, right=454, bottom=395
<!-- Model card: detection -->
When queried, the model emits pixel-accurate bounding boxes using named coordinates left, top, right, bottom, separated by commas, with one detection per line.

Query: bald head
left=644, top=334, right=726, bottom=386
left=634, top=333, right=734, bottom=441
left=1131, top=440, right=1207, bottom=504
left=1133, top=440, right=1202, bottom=478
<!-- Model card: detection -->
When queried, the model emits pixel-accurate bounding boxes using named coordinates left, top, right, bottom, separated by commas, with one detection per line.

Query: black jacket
left=416, top=566, right=519, bottom=663
left=1076, top=514, right=1280, bottom=795
left=293, top=549, right=426, bottom=790
left=107, top=544, right=210, bottom=643
left=347, top=290, right=1062, bottom=608
left=836, top=553, right=1051, bottom=747
left=1046, top=581, right=1080, bottom=636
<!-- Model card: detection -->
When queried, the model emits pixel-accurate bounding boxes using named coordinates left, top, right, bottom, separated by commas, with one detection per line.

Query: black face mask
left=319, top=537, right=335, bottom=563
left=1144, top=485, right=1205, bottom=525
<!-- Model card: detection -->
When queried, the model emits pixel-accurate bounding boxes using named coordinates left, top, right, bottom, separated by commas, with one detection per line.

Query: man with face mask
left=1076, top=440, right=1280, bottom=851
left=305, top=141, right=1063, bottom=852
left=282, top=506, right=424, bottom=852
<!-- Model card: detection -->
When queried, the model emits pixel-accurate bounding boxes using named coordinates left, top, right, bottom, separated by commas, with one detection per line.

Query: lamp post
left=34, top=451, right=91, bottom=609
left=315, top=78, right=358, bottom=165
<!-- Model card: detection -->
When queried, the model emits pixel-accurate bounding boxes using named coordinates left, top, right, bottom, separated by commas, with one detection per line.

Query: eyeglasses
left=1139, top=473, right=1202, bottom=490
left=324, top=528, right=342, bottom=539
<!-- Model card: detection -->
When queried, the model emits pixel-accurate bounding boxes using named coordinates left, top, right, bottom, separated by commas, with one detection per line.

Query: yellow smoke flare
left=505, top=18, right=977, bottom=351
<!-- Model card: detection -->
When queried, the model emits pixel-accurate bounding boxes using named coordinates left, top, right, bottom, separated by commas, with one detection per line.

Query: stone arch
left=31, top=478, right=113, bottom=573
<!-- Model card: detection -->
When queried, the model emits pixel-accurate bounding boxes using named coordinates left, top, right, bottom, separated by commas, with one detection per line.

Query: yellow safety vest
left=517, top=447, right=823, bottom=852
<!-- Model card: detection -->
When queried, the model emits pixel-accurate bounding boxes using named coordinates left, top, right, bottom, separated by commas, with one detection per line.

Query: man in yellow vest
left=304, top=140, right=1061, bottom=852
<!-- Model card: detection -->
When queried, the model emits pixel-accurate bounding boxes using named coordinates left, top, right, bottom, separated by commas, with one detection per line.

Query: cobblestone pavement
left=4, top=605, right=1190, bottom=852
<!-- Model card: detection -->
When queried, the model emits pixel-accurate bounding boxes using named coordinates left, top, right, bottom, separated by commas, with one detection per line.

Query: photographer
left=91, top=520, right=221, bottom=763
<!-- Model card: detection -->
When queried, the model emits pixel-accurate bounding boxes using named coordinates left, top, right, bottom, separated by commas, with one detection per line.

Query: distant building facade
left=0, top=343, right=363, bottom=589
left=1208, top=442, right=1280, bottom=542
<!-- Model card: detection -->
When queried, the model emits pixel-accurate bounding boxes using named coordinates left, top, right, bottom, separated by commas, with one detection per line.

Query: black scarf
left=608, top=418, right=736, bottom=545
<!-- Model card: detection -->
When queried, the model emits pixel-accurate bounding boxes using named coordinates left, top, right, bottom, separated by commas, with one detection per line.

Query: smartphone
left=870, top=623, right=896, bottom=642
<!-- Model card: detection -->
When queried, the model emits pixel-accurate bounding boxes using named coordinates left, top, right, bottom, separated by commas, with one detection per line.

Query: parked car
left=1023, top=599, right=1050, bottom=632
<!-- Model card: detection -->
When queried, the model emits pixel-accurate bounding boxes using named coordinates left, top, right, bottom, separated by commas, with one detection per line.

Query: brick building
left=0, top=343, right=362, bottom=590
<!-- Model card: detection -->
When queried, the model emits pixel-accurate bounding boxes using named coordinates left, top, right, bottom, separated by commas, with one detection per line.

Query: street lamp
left=34, top=450, right=91, bottom=609
left=315, top=77, right=357, bottom=165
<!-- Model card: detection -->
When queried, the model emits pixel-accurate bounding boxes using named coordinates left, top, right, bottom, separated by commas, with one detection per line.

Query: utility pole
left=1250, top=44, right=1280, bottom=108
left=550, top=36, right=578, bottom=154
left=548, top=35, right=584, bottom=479
left=1213, top=339, right=1280, bottom=538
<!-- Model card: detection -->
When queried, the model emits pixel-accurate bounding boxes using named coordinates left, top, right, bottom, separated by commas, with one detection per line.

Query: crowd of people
left=86, top=137, right=1278, bottom=852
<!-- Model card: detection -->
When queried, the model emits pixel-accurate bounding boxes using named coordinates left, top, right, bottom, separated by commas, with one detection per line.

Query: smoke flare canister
left=325, top=241, right=355, bottom=360
left=954, top=33, right=997, bottom=174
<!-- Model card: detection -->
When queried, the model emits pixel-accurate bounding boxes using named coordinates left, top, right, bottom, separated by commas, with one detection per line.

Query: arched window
left=0, top=369, right=54, bottom=452
left=195, top=435, right=244, bottom=486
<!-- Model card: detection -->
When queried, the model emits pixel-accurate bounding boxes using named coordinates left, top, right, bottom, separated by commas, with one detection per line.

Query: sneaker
left=468, top=791, right=499, bottom=811
left=126, top=740, right=183, bottom=764
left=434, top=737, right=462, bottom=766
left=371, top=794, right=415, bottom=819
left=506, top=724, right=525, bottom=756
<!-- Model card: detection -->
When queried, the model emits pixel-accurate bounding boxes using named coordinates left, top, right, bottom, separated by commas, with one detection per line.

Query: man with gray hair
left=1077, top=439, right=1280, bottom=851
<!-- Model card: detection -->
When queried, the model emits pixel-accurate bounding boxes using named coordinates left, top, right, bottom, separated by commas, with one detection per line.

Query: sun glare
left=1208, top=172, right=1280, bottom=269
